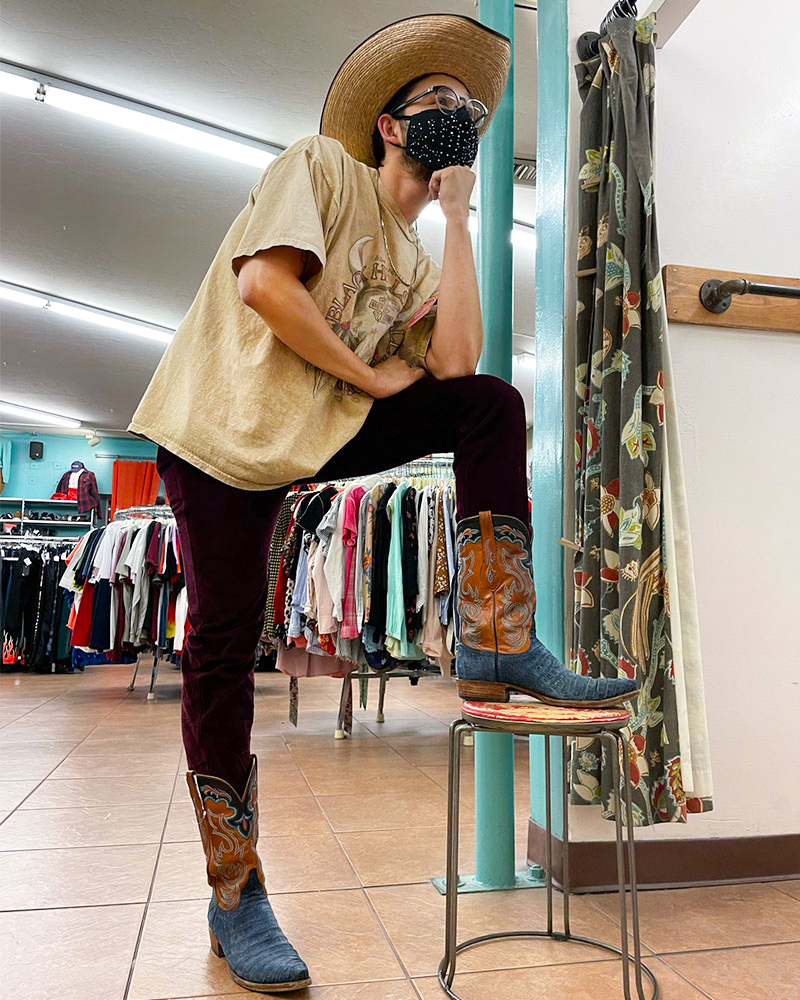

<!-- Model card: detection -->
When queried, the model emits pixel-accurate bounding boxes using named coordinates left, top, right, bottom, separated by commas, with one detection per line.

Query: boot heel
left=208, top=928, right=225, bottom=958
left=457, top=680, right=510, bottom=702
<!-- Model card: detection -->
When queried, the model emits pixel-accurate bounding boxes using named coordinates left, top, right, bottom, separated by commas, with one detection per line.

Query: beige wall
left=563, top=0, right=800, bottom=842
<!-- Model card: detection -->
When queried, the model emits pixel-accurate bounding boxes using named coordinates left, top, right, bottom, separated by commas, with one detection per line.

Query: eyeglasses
left=390, top=85, right=488, bottom=127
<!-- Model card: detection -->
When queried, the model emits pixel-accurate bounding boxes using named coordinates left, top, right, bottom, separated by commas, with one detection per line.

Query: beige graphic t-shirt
left=129, top=134, right=442, bottom=490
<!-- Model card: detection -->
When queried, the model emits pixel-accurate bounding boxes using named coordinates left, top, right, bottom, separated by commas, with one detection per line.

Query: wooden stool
left=439, top=700, right=658, bottom=999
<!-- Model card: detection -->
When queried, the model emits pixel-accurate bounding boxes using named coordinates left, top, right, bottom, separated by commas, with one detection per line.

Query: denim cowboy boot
left=187, top=756, right=311, bottom=993
left=455, top=512, right=639, bottom=707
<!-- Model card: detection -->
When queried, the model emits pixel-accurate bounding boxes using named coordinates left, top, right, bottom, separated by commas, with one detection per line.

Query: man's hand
left=428, top=165, right=475, bottom=222
left=367, top=356, right=427, bottom=399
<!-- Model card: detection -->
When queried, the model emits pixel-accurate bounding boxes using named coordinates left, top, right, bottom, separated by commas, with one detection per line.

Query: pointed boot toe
left=455, top=512, right=640, bottom=709
left=188, top=757, right=312, bottom=993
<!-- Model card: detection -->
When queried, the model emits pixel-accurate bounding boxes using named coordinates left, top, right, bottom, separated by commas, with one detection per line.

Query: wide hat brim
left=320, top=14, right=511, bottom=168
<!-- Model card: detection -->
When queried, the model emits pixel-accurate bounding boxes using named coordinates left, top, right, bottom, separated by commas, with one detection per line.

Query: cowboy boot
left=187, top=755, right=311, bottom=993
left=455, top=511, right=639, bottom=707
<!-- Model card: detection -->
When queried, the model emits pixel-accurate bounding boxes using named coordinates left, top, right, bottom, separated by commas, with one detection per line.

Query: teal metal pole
left=473, top=0, right=516, bottom=889
left=529, top=0, right=569, bottom=838
left=477, top=2, right=515, bottom=384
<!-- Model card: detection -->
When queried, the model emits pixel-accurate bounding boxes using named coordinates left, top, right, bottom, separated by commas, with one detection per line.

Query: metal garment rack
left=576, top=0, right=638, bottom=60
left=112, top=504, right=177, bottom=699
left=333, top=665, right=442, bottom=740
left=114, top=503, right=174, bottom=522
left=327, top=455, right=455, bottom=739
left=0, top=534, right=81, bottom=562
left=662, top=264, right=800, bottom=334
left=698, top=277, right=800, bottom=313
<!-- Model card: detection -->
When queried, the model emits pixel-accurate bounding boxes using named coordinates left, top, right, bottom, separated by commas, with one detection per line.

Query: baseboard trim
left=527, top=820, right=800, bottom=891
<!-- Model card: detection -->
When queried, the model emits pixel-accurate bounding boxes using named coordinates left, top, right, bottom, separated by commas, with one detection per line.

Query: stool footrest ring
left=438, top=930, right=659, bottom=1000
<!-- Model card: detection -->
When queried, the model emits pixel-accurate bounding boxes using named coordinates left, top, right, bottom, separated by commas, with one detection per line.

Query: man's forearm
left=426, top=215, right=483, bottom=379
left=241, top=271, right=377, bottom=394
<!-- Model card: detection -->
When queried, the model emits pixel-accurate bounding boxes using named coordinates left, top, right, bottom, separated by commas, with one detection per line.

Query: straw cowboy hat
left=320, top=14, right=511, bottom=168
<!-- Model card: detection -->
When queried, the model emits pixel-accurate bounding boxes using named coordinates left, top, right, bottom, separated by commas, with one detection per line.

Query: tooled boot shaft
left=187, top=755, right=265, bottom=911
left=456, top=510, right=536, bottom=655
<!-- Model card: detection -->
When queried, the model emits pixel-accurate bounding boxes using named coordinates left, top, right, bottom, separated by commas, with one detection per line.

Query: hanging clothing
left=340, top=485, right=365, bottom=639
left=385, top=484, right=424, bottom=660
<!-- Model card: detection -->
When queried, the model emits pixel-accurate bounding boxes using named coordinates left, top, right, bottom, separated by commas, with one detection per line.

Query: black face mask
left=394, top=106, right=479, bottom=172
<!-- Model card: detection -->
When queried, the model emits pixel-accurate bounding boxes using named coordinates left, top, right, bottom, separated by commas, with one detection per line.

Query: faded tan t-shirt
left=129, top=134, right=442, bottom=490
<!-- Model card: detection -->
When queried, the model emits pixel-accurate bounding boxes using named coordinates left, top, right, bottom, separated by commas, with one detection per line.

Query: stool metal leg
left=561, top=735, right=571, bottom=937
left=126, top=653, right=141, bottom=692
left=437, top=722, right=659, bottom=1000
left=544, top=734, right=554, bottom=936
left=147, top=652, right=160, bottom=701
left=616, top=730, right=648, bottom=1000
left=608, top=732, right=633, bottom=1000
left=443, top=719, right=470, bottom=989
left=376, top=674, right=387, bottom=723
left=334, top=672, right=351, bottom=739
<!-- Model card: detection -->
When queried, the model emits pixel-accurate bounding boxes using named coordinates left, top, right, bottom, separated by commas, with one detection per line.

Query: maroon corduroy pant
left=156, top=373, right=528, bottom=793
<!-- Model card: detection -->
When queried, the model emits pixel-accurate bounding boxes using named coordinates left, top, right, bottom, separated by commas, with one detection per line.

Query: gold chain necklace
left=377, top=194, right=421, bottom=290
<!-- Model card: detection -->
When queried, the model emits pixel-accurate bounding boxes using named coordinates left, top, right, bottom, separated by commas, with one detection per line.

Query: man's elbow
left=426, top=353, right=478, bottom=380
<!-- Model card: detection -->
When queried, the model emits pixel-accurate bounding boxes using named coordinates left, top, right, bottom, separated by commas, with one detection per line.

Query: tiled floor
left=1, top=663, right=798, bottom=1000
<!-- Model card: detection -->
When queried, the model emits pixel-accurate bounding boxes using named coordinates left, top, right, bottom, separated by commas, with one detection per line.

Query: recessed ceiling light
left=0, top=400, right=82, bottom=428
left=0, top=63, right=278, bottom=170
left=0, top=280, right=175, bottom=345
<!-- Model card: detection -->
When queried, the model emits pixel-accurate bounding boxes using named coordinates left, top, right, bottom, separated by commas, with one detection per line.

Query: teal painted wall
left=0, top=431, right=157, bottom=500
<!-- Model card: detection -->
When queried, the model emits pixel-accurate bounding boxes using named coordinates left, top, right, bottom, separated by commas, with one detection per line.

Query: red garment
left=71, top=583, right=96, bottom=647
left=110, top=459, right=159, bottom=519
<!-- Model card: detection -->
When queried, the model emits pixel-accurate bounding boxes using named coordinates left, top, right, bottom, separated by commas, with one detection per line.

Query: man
left=129, top=13, right=637, bottom=993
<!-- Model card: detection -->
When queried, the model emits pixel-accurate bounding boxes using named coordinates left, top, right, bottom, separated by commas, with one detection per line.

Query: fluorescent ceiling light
left=420, top=201, right=534, bottom=246
left=0, top=400, right=81, bottom=428
left=420, top=202, right=478, bottom=233
left=511, top=228, right=537, bottom=251
left=0, top=70, right=38, bottom=100
left=515, top=352, right=536, bottom=368
left=0, top=280, right=175, bottom=345
left=0, top=63, right=278, bottom=169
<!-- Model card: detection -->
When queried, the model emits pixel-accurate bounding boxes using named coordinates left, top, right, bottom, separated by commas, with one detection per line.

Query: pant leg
left=156, top=447, right=287, bottom=793
left=314, top=374, right=529, bottom=523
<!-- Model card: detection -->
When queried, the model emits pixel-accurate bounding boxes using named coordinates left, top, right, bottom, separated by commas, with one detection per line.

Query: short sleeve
left=231, top=136, right=341, bottom=277
left=395, top=251, right=441, bottom=368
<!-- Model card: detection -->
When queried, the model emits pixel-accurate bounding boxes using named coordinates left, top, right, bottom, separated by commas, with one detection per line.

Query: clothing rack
left=1, top=535, right=82, bottom=561
left=576, top=0, right=638, bottom=60
left=379, top=453, right=455, bottom=481
left=68, top=508, right=180, bottom=698
left=114, top=503, right=174, bottom=522
left=112, top=507, right=178, bottom=698
left=2, top=536, right=79, bottom=671
left=333, top=664, right=440, bottom=739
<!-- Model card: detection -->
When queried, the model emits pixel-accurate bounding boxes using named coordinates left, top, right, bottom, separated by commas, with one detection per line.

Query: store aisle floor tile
left=0, top=903, right=144, bottom=1000
left=1, top=664, right=793, bottom=1000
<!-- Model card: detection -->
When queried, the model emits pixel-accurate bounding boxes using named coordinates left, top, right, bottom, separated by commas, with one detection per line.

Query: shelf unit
left=0, top=496, right=98, bottom=533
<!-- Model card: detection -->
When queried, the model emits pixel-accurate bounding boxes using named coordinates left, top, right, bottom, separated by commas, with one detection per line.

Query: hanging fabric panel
left=571, top=12, right=712, bottom=825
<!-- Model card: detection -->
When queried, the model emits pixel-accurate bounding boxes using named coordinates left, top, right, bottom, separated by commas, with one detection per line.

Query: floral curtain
left=570, top=13, right=712, bottom=825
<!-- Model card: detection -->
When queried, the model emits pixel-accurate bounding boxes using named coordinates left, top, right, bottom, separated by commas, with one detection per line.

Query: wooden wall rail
left=663, top=264, right=800, bottom=334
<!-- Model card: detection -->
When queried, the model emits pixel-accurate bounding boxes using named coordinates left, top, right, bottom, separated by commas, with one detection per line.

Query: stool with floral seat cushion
left=439, top=700, right=658, bottom=1000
